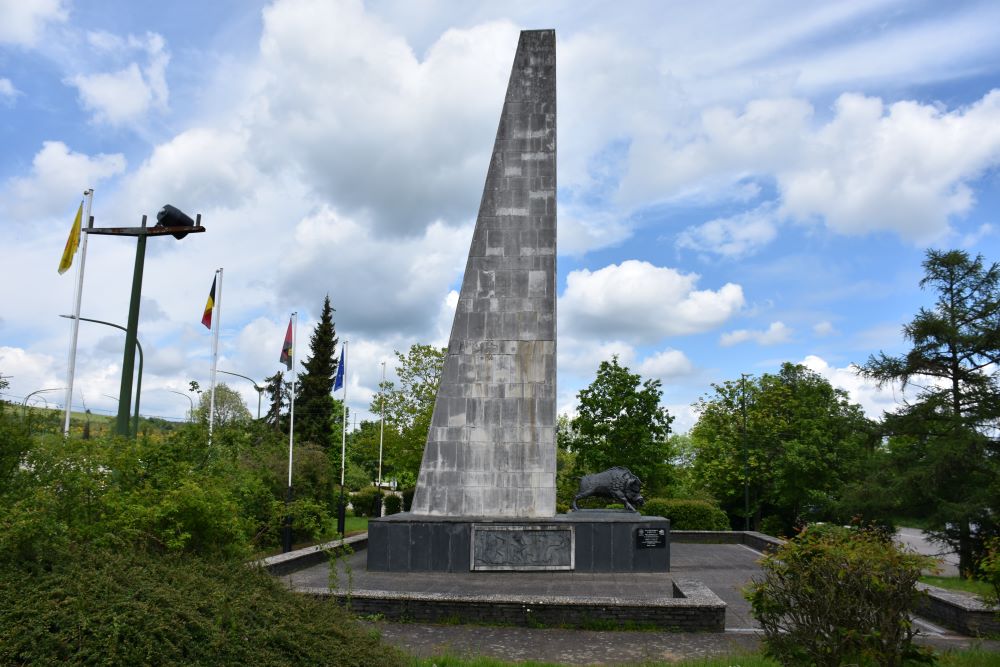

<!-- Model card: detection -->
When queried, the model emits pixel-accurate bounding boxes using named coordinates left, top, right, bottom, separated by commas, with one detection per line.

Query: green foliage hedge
left=0, top=545, right=406, bottom=666
left=383, top=493, right=403, bottom=515
left=350, top=486, right=383, bottom=517
left=401, top=487, right=415, bottom=511
left=640, top=498, right=730, bottom=530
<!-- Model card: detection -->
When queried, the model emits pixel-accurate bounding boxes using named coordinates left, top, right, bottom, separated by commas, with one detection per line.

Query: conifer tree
left=295, top=295, right=339, bottom=450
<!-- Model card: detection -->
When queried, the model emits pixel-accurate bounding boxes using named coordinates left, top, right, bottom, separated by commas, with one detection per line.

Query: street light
left=22, top=387, right=66, bottom=418
left=217, top=370, right=264, bottom=419
left=60, top=314, right=144, bottom=438
left=167, top=389, right=194, bottom=422
left=84, top=206, right=204, bottom=436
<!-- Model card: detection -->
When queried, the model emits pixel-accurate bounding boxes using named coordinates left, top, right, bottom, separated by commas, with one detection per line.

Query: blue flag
left=333, top=344, right=345, bottom=392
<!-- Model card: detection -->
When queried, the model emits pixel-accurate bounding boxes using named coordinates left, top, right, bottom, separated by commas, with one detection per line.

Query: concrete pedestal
left=367, top=512, right=670, bottom=573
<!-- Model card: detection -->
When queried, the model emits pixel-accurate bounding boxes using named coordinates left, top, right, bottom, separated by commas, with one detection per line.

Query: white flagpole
left=287, top=312, right=298, bottom=490
left=378, top=360, right=385, bottom=487
left=63, top=189, right=94, bottom=436
left=340, top=340, right=349, bottom=488
left=207, top=268, right=223, bottom=443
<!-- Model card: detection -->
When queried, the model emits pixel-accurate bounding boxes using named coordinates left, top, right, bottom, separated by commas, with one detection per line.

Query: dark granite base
left=367, top=512, right=670, bottom=572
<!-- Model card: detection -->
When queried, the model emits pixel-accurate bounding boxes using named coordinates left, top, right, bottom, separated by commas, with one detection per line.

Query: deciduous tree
left=690, top=363, right=871, bottom=531
left=569, top=356, right=674, bottom=492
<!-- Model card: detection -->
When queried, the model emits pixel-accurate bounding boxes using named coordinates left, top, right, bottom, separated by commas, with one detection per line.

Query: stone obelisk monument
left=410, top=29, right=557, bottom=518
left=368, top=30, right=669, bottom=572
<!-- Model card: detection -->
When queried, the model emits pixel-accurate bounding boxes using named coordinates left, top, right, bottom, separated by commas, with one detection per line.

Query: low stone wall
left=670, top=530, right=784, bottom=553
left=299, top=578, right=726, bottom=631
left=254, top=534, right=368, bottom=576
left=916, top=583, right=1000, bottom=637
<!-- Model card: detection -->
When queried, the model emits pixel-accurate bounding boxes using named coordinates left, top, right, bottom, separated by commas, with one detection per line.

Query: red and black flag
left=201, top=276, right=216, bottom=329
left=280, top=317, right=293, bottom=370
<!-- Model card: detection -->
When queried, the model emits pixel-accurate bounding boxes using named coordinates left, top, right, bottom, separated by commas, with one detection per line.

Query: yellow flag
left=58, top=202, right=83, bottom=275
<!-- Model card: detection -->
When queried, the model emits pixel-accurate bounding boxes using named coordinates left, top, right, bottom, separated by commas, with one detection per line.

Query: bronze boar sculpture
left=571, top=466, right=645, bottom=513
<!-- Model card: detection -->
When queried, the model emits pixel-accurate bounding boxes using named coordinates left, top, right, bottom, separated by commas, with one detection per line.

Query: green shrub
left=0, top=545, right=406, bottom=666
left=978, top=537, right=1000, bottom=606
left=350, top=486, right=383, bottom=517
left=759, top=515, right=786, bottom=538
left=383, top=493, right=402, bottom=515
left=401, top=487, right=415, bottom=511
left=641, top=498, right=730, bottom=530
left=746, top=525, right=934, bottom=667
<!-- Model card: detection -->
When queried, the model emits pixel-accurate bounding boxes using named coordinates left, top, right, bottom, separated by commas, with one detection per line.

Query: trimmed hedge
left=349, top=487, right=383, bottom=518
left=401, top=487, right=415, bottom=512
left=383, top=493, right=402, bottom=515
left=640, top=498, right=730, bottom=530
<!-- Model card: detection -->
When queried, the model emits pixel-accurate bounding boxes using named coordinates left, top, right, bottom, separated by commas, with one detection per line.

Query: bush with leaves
left=0, top=544, right=405, bottom=666
left=401, top=487, right=415, bottom=511
left=641, top=498, right=730, bottom=530
left=350, top=486, right=383, bottom=517
left=383, top=493, right=402, bottom=515
left=746, top=525, right=933, bottom=667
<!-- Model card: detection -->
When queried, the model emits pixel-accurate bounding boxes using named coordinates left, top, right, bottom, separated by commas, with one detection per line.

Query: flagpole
left=283, top=311, right=297, bottom=553
left=207, top=268, right=222, bottom=444
left=63, top=189, right=94, bottom=436
left=337, top=341, right=349, bottom=534
left=378, top=360, right=385, bottom=488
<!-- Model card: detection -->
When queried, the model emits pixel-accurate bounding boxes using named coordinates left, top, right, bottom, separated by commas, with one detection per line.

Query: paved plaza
left=282, top=540, right=1000, bottom=664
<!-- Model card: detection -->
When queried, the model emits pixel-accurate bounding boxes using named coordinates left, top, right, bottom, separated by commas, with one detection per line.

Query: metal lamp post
left=84, top=206, right=204, bottom=436
left=217, top=369, right=264, bottom=419
left=60, top=314, right=144, bottom=437
left=167, top=389, right=195, bottom=421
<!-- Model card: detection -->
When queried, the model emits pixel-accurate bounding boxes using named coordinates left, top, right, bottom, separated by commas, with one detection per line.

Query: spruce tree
left=295, top=295, right=339, bottom=450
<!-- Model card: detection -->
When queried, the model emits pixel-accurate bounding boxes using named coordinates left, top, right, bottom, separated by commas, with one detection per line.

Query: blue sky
left=3, top=0, right=1000, bottom=432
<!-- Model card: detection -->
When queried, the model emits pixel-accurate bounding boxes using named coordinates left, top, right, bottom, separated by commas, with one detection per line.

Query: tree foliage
left=569, top=356, right=674, bottom=491
left=196, top=383, right=252, bottom=429
left=859, top=249, right=1000, bottom=575
left=690, top=363, right=872, bottom=532
left=262, top=370, right=291, bottom=430
left=295, top=295, right=339, bottom=449
left=366, top=344, right=445, bottom=486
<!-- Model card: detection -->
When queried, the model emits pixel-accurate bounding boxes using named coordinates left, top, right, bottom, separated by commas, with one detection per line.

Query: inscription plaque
left=471, top=524, right=574, bottom=571
left=636, top=527, right=667, bottom=549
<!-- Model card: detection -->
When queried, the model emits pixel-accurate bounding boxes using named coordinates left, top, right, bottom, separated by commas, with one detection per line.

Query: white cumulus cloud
left=560, top=260, right=744, bottom=344
left=0, top=0, right=67, bottom=46
left=4, top=141, right=125, bottom=221
left=677, top=203, right=780, bottom=258
left=720, top=321, right=793, bottom=347
left=69, top=32, right=170, bottom=125
left=638, top=348, right=695, bottom=380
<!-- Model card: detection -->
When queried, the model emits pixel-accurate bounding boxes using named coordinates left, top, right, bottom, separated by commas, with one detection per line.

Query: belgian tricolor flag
left=201, top=276, right=216, bottom=329
left=280, top=317, right=293, bottom=370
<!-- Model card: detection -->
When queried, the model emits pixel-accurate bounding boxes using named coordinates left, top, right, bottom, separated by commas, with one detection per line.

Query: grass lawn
left=921, top=575, right=994, bottom=598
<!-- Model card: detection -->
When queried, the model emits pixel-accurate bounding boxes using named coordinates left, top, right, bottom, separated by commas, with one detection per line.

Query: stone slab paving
left=286, top=543, right=760, bottom=627
left=282, top=541, right=1000, bottom=664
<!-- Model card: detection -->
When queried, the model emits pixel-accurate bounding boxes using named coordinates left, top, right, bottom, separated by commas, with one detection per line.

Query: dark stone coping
left=377, top=511, right=655, bottom=523
left=253, top=533, right=368, bottom=576
left=296, top=578, right=726, bottom=631
left=670, top=530, right=785, bottom=553
left=916, top=583, right=1000, bottom=636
